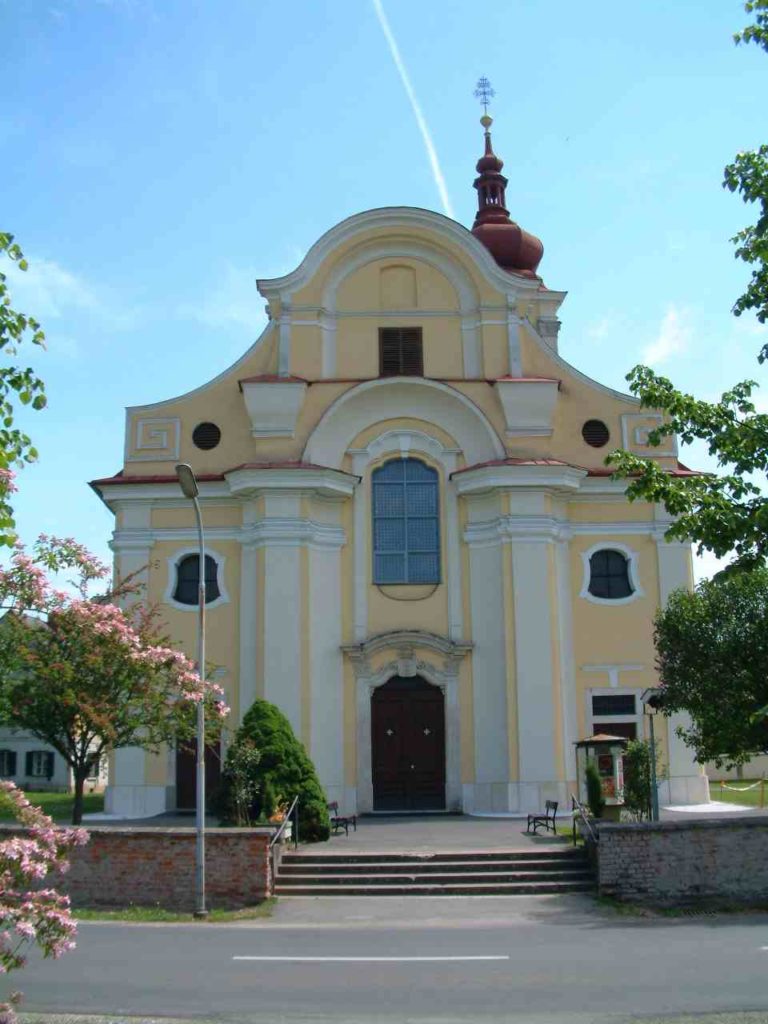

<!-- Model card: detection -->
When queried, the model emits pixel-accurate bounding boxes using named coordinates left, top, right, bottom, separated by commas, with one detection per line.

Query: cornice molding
left=453, top=463, right=587, bottom=496
left=111, top=518, right=347, bottom=552
left=256, top=207, right=550, bottom=306
left=462, top=517, right=683, bottom=548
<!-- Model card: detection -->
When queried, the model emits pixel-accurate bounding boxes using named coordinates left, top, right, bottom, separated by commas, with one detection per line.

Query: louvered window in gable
left=379, top=328, right=423, bottom=377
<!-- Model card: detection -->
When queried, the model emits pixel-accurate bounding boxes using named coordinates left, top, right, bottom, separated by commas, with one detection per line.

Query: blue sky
left=2, top=0, right=767, bottom=579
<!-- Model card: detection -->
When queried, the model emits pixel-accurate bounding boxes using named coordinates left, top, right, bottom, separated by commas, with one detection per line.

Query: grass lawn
left=74, top=899, right=275, bottom=923
left=0, top=789, right=105, bottom=823
left=710, top=778, right=768, bottom=809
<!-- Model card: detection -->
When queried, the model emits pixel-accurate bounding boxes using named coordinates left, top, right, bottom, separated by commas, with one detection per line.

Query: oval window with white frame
left=579, top=543, right=643, bottom=605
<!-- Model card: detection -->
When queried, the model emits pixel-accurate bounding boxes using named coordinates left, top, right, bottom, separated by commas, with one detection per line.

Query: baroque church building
left=93, top=114, right=709, bottom=818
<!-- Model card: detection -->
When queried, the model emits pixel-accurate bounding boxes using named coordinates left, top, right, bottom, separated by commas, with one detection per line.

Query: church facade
left=92, top=118, right=709, bottom=818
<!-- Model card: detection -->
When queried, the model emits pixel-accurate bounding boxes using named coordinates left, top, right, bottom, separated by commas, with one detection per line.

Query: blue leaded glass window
left=373, top=459, right=440, bottom=584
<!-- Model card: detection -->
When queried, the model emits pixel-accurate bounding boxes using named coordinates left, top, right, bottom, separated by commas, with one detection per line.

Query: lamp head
left=641, top=687, right=664, bottom=713
left=175, top=463, right=199, bottom=500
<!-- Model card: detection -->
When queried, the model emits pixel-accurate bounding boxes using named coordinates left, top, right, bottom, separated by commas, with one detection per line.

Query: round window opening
left=582, top=419, right=610, bottom=448
left=192, top=422, right=221, bottom=451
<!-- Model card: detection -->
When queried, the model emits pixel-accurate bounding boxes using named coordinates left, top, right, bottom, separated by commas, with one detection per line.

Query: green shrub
left=218, top=699, right=330, bottom=842
left=219, top=738, right=262, bottom=826
left=622, top=739, right=660, bottom=821
left=585, top=758, right=605, bottom=818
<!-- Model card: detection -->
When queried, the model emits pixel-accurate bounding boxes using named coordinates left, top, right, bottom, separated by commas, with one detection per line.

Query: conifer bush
left=219, top=699, right=330, bottom=842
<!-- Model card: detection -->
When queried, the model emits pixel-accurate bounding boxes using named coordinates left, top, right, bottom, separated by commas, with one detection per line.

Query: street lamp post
left=641, top=688, right=662, bottom=823
left=175, top=463, right=207, bottom=919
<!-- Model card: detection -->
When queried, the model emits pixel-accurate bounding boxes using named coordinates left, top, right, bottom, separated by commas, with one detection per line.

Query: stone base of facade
left=659, top=773, right=711, bottom=806
left=461, top=781, right=573, bottom=816
left=105, top=784, right=169, bottom=819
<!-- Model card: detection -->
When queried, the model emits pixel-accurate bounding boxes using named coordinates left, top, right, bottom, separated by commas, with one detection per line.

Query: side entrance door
left=371, top=675, right=445, bottom=811
left=175, top=739, right=222, bottom=811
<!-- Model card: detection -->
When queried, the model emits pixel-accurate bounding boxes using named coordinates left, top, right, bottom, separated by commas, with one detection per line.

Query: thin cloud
left=5, top=256, right=137, bottom=331
left=642, top=305, right=692, bottom=366
left=178, top=263, right=263, bottom=332
left=372, top=0, right=454, bottom=219
left=586, top=316, right=612, bottom=341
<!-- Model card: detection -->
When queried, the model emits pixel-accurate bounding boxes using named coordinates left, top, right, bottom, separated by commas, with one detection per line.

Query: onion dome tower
left=471, top=79, right=543, bottom=279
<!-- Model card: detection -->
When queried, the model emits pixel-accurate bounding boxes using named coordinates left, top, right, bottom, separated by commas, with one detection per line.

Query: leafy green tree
left=0, top=233, right=47, bottom=546
left=219, top=699, right=330, bottom=842
left=609, top=4, right=768, bottom=573
left=653, top=569, right=768, bottom=767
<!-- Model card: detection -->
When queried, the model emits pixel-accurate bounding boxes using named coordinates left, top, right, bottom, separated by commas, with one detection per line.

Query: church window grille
left=588, top=549, right=633, bottom=600
left=372, top=458, right=440, bottom=584
left=173, top=554, right=221, bottom=606
left=379, top=328, right=423, bottom=377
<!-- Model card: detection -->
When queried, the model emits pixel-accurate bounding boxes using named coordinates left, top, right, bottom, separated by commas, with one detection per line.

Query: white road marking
left=233, top=955, right=510, bottom=963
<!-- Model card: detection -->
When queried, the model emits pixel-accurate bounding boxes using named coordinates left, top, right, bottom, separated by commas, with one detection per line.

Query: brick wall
left=1, top=826, right=274, bottom=911
left=598, top=816, right=768, bottom=906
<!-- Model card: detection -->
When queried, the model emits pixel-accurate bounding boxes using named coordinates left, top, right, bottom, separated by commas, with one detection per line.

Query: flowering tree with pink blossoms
left=0, top=535, right=229, bottom=824
left=0, top=782, right=88, bottom=1021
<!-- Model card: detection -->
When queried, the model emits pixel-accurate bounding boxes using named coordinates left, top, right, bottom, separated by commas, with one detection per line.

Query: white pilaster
left=511, top=536, right=559, bottom=812
left=320, top=311, right=337, bottom=377
left=555, top=537, right=578, bottom=786
left=309, top=543, right=344, bottom=805
left=351, top=455, right=368, bottom=643
left=238, top=541, right=258, bottom=722
left=506, top=310, right=522, bottom=377
left=461, top=315, right=481, bottom=376
left=106, top=506, right=167, bottom=817
left=467, top=540, right=509, bottom=801
left=278, top=307, right=292, bottom=375
left=262, top=494, right=303, bottom=735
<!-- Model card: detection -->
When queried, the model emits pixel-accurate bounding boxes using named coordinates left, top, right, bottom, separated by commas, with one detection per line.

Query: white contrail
left=372, top=0, right=455, bottom=219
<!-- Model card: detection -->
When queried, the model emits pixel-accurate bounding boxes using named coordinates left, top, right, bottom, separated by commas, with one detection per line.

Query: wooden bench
left=526, top=799, right=558, bottom=835
left=328, top=801, right=357, bottom=837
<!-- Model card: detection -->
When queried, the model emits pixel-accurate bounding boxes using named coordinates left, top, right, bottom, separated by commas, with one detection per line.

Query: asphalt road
left=8, top=898, right=768, bottom=1023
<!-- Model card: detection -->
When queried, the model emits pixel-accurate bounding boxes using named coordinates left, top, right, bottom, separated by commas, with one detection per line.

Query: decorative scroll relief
left=620, top=413, right=678, bottom=458
left=341, top=631, right=472, bottom=684
left=127, top=417, right=181, bottom=462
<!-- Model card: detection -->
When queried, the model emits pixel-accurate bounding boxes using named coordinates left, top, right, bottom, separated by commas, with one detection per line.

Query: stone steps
left=275, top=848, right=595, bottom=897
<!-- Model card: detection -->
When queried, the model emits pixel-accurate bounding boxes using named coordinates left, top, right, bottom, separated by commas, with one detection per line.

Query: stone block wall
left=1, top=826, right=274, bottom=910
left=598, top=816, right=768, bottom=905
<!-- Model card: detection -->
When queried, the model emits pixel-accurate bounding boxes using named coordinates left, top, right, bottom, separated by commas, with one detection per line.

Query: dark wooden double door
left=372, top=676, right=445, bottom=811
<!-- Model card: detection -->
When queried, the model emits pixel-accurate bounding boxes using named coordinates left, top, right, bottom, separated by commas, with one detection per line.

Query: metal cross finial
left=474, top=77, right=495, bottom=115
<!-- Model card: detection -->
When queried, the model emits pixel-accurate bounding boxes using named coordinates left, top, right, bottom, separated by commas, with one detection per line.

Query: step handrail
left=269, top=794, right=299, bottom=851
left=571, top=795, right=598, bottom=847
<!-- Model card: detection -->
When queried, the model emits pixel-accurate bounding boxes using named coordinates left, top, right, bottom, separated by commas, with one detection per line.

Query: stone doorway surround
left=341, top=630, right=472, bottom=814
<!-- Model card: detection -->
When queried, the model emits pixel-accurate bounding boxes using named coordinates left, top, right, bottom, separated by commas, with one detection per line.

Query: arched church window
left=173, top=554, right=221, bottom=606
left=372, top=458, right=440, bottom=584
left=588, top=549, right=633, bottom=600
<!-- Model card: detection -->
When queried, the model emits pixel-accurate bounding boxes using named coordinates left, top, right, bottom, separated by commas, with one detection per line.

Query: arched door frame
left=343, top=631, right=471, bottom=813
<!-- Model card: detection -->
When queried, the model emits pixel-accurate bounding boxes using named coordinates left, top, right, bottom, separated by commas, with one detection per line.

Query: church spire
left=470, top=78, right=544, bottom=280
left=472, top=78, right=508, bottom=220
